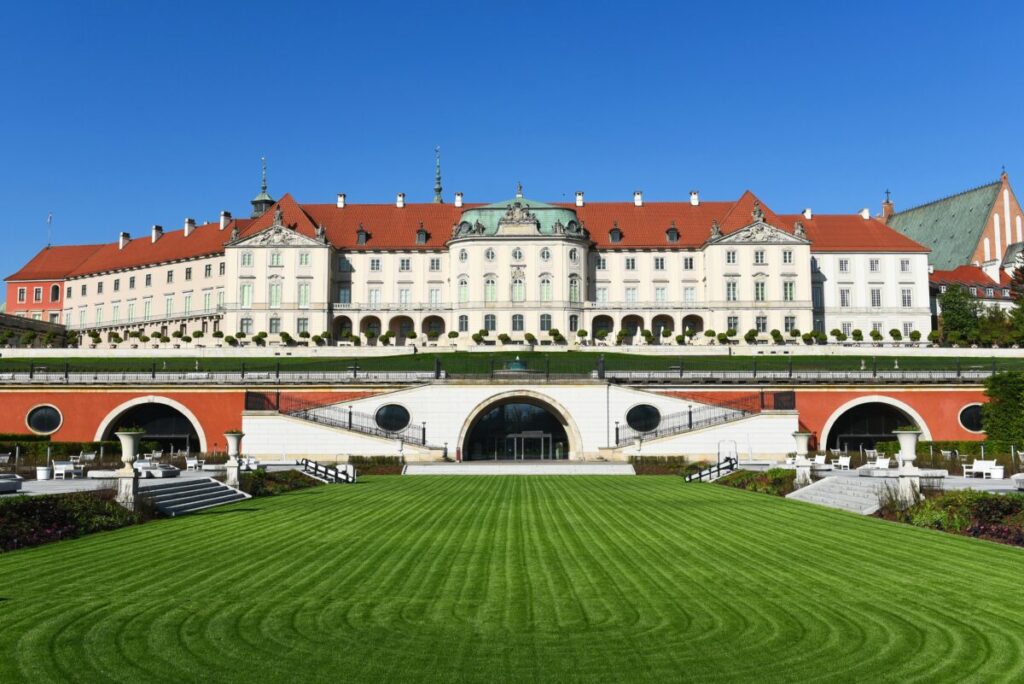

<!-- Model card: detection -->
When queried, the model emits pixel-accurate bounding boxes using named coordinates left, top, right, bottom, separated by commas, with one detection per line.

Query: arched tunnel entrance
left=825, top=401, right=917, bottom=451
left=462, top=398, right=572, bottom=461
left=103, top=402, right=202, bottom=454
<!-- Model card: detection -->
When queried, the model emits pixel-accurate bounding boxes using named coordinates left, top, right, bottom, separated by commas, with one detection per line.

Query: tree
left=938, top=284, right=980, bottom=343
left=1008, top=264, right=1024, bottom=343
left=983, top=372, right=1024, bottom=444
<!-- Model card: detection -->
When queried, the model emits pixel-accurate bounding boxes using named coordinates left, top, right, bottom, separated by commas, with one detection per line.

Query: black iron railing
left=300, top=458, right=356, bottom=483
left=684, top=457, right=738, bottom=482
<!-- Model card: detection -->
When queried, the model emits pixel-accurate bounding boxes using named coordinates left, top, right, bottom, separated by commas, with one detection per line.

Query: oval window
left=459, top=249, right=468, bottom=263
left=569, top=248, right=579, bottom=262
left=485, top=248, right=496, bottom=262
left=375, top=404, right=411, bottom=432
left=959, top=404, right=983, bottom=433
left=540, top=247, right=551, bottom=261
left=27, top=405, right=62, bottom=434
left=512, top=247, right=523, bottom=261
left=626, top=404, right=661, bottom=432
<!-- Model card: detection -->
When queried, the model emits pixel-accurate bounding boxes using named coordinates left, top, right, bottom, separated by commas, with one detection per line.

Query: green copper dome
left=453, top=188, right=586, bottom=239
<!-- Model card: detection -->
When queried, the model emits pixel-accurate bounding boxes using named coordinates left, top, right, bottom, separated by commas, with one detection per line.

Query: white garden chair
left=831, top=455, right=851, bottom=470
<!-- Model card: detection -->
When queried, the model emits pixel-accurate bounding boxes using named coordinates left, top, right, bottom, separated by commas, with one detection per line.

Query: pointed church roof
left=886, top=180, right=1001, bottom=269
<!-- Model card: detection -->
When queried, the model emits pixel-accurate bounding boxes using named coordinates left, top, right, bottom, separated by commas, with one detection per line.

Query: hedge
left=0, top=439, right=158, bottom=465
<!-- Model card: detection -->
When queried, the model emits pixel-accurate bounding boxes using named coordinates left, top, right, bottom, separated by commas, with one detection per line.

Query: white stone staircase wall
left=139, top=477, right=250, bottom=517
left=786, top=476, right=888, bottom=515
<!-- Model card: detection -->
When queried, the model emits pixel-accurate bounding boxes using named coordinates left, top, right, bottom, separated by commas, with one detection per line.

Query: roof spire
left=433, top=146, right=443, bottom=203
left=516, top=181, right=523, bottom=199
left=884, top=188, right=891, bottom=203
left=250, top=155, right=275, bottom=218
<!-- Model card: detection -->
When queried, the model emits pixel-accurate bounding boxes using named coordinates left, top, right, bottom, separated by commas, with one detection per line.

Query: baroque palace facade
left=5, top=176, right=935, bottom=345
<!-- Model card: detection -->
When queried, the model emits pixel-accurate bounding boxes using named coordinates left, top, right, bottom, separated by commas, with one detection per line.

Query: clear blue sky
left=2, top=0, right=1022, bottom=279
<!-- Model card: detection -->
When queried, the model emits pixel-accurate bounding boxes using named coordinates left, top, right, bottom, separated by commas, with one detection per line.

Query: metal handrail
left=684, top=457, right=738, bottom=482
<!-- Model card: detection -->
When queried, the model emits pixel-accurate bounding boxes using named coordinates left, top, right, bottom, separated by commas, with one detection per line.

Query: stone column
left=225, top=431, right=243, bottom=489
left=795, top=459, right=813, bottom=488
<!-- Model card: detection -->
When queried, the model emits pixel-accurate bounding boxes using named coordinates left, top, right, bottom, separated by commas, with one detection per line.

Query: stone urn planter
left=224, top=431, right=244, bottom=488
left=893, top=428, right=921, bottom=467
left=225, top=431, right=244, bottom=459
left=115, top=430, right=145, bottom=472
left=792, top=431, right=813, bottom=458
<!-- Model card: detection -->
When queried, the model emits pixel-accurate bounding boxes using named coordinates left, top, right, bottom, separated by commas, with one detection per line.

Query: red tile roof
left=777, top=214, right=930, bottom=253
left=930, top=265, right=1013, bottom=298
left=6, top=244, right=106, bottom=281
left=8, top=191, right=931, bottom=279
left=64, top=218, right=254, bottom=278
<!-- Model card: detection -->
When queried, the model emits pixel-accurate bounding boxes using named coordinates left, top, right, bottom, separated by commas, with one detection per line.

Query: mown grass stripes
left=1, top=477, right=1023, bottom=683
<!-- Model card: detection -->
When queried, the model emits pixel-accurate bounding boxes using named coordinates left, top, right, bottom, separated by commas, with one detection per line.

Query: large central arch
left=820, top=395, right=932, bottom=450
left=95, top=396, right=207, bottom=453
left=458, top=390, right=584, bottom=461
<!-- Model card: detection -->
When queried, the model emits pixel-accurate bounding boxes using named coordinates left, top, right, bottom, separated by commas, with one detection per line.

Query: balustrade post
left=421, top=421, right=426, bottom=444
left=614, top=421, right=620, bottom=444
left=596, top=354, right=605, bottom=380
left=679, top=357, right=683, bottom=378
left=545, top=356, right=550, bottom=381
left=688, top=406, right=693, bottom=430
left=29, top=362, right=33, bottom=379
left=348, top=405, right=353, bottom=430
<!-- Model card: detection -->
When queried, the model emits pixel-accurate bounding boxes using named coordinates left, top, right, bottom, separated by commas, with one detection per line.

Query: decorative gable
left=229, top=206, right=327, bottom=248
left=711, top=221, right=807, bottom=245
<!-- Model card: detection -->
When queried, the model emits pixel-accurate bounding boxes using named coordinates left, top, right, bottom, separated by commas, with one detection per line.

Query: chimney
left=881, top=194, right=895, bottom=220
left=689, top=190, right=700, bottom=206
left=396, top=192, right=405, bottom=208
left=859, top=208, right=871, bottom=220
left=118, top=232, right=131, bottom=250
left=151, top=225, right=163, bottom=243
left=802, top=208, right=813, bottom=220
left=575, top=191, right=585, bottom=207
left=184, top=217, right=196, bottom=236
left=336, top=193, right=346, bottom=209
left=454, top=192, right=464, bottom=208
left=928, top=264, right=934, bottom=274
left=633, top=190, right=643, bottom=207
left=219, top=211, right=231, bottom=231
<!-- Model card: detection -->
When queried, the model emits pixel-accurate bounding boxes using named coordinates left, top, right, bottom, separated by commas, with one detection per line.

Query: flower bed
left=880, top=489, right=1024, bottom=548
left=347, top=456, right=404, bottom=475
left=240, top=470, right=324, bottom=497
left=0, top=491, right=139, bottom=552
left=630, top=456, right=704, bottom=476
left=715, top=468, right=796, bottom=497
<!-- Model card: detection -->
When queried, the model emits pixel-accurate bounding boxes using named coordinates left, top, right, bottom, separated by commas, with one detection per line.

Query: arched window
left=540, top=277, right=552, bottom=302
left=569, top=248, right=579, bottom=263
left=50, top=284, right=60, bottom=302
left=511, top=278, right=525, bottom=302
left=540, top=314, right=552, bottom=331
left=485, top=278, right=497, bottom=302
left=512, top=314, right=524, bottom=331
left=569, top=277, right=581, bottom=303
left=458, top=315, right=469, bottom=332
left=458, top=279, right=469, bottom=303
left=484, top=314, right=496, bottom=331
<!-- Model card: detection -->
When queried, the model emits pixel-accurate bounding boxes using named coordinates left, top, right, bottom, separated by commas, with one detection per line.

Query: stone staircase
left=140, top=477, right=250, bottom=517
left=785, top=476, right=887, bottom=515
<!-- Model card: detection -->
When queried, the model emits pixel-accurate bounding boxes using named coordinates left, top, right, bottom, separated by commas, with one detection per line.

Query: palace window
left=143, top=300, right=151, bottom=321
left=609, top=227, right=622, bottom=243
left=569, top=277, right=580, bottom=303
left=512, top=247, right=523, bottom=261
left=869, top=258, right=880, bottom=273
left=485, top=278, right=497, bottom=302
left=16, top=288, right=25, bottom=303
left=783, top=281, right=795, bottom=302
left=754, top=250, right=766, bottom=265
left=97, top=282, right=103, bottom=295
left=512, top=314, right=524, bottom=331
left=842, top=322, right=852, bottom=336
left=512, top=278, right=525, bottom=302
left=459, top=249, right=468, bottom=263
left=986, top=287, right=994, bottom=298
left=596, top=287, right=607, bottom=303
left=81, top=284, right=87, bottom=296
left=655, top=286, right=666, bottom=303
left=540, top=277, right=552, bottom=302
left=50, top=284, right=60, bottom=301
left=569, top=315, right=579, bottom=332
left=783, top=250, right=793, bottom=265
left=298, top=283, right=310, bottom=308
left=369, top=288, right=381, bottom=306
left=240, top=284, right=253, bottom=309
left=269, top=252, right=283, bottom=267
left=625, top=257, right=636, bottom=270
left=625, top=287, right=637, bottom=304
left=903, top=321, right=914, bottom=336
left=485, top=248, right=496, bottom=262
left=839, top=288, right=851, bottom=308
left=241, top=318, right=253, bottom=335
left=870, top=288, right=881, bottom=308
left=756, top=316, right=767, bottom=333
left=399, top=288, right=411, bottom=305
left=726, top=250, right=736, bottom=265
left=370, top=258, right=381, bottom=271
left=540, top=314, right=552, bottom=331
left=299, top=252, right=310, bottom=267
left=182, top=295, right=191, bottom=316
left=113, top=279, right=120, bottom=292
left=754, top=282, right=766, bottom=302
left=399, top=258, right=411, bottom=272
left=484, top=314, right=496, bottom=331
left=458, top=279, right=468, bottom=303
left=784, top=316, right=796, bottom=333
left=66, top=286, right=72, bottom=299
left=429, top=288, right=441, bottom=305
left=297, top=318, right=309, bottom=334
left=900, top=258, right=911, bottom=273
left=569, top=248, right=579, bottom=263
left=145, top=274, right=152, bottom=287
left=654, top=257, right=665, bottom=270
left=31, top=286, right=43, bottom=302
left=112, top=304, right=119, bottom=322
left=165, top=296, right=173, bottom=315
left=901, top=288, right=913, bottom=308
left=683, top=286, right=696, bottom=304
left=429, top=257, right=441, bottom=271
left=269, top=283, right=282, bottom=308
left=726, top=281, right=737, bottom=302
left=185, top=268, right=192, bottom=281
left=969, top=287, right=978, bottom=296
left=241, top=252, right=253, bottom=267
left=128, top=277, right=135, bottom=290
left=683, top=256, right=694, bottom=270
left=458, top=315, right=469, bottom=332
left=269, top=317, right=281, bottom=334
left=95, top=306, right=102, bottom=325
left=596, top=255, right=606, bottom=269
left=338, top=285, right=351, bottom=304
left=727, top=315, right=739, bottom=332
left=541, top=248, right=551, bottom=262
left=219, top=262, right=226, bottom=276
left=838, top=259, right=849, bottom=273
left=167, top=270, right=174, bottom=284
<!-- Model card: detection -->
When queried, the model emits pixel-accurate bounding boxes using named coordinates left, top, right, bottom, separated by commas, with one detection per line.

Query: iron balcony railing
left=684, top=457, right=739, bottom=482
left=616, top=395, right=768, bottom=446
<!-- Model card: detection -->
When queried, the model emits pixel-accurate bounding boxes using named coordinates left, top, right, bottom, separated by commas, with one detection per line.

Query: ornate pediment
left=498, top=200, right=540, bottom=233
left=712, top=221, right=806, bottom=245
left=231, top=209, right=327, bottom=248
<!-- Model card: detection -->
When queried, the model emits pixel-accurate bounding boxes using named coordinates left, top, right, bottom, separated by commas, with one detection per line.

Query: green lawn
left=1, top=477, right=1023, bottom=682
left=0, top=350, right=1017, bottom=374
